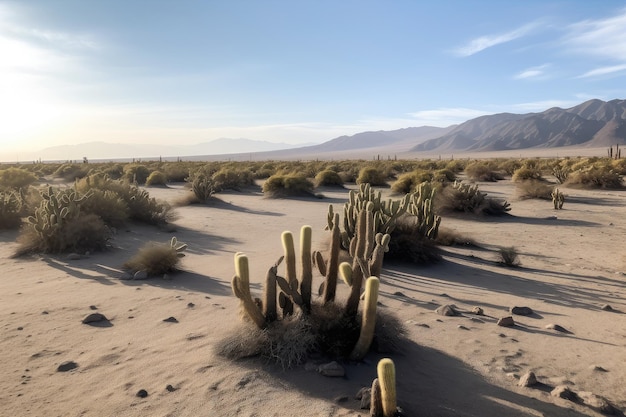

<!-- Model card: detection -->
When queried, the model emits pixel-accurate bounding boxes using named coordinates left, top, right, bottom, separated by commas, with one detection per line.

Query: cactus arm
left=281, top=231, right=297, bottom=286
left=349, top=276, right=380, bottom=361
left=377, top=358, right=397, bottom=417
left=369, top=233, right=390, bottom=278
left=322, top=213, right=341, bottom=303
left=232, top=253, right=266, bottom=329
left=263, top=256, right=283, bottom=323
left=299, top=225, right=313, bottom=314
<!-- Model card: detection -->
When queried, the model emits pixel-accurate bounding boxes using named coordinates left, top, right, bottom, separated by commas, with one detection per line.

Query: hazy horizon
left=2, top=1, right=626, bottom=156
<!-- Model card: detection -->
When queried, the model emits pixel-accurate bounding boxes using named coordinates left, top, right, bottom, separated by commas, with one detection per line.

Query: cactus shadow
left=253, top=339, right=593, bottom=417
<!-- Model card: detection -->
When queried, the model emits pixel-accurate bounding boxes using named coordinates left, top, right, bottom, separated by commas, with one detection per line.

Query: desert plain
left=0, top=155, right=625, bottom=417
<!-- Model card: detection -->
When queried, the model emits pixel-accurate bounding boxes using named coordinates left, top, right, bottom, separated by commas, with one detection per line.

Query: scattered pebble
left=317, top=361, right=345, bottom=377
left=57, top=361, right=78, bottom=372
left=133, top=271, right=148, bottom=280
left=545, top=323, right=570, bottom=333
left=136, top=389, right=148, bottom=398
left=458, top=325, right=469, bottom=330
left=187, top=302, right=195, bottom=308
left=393, top=291, right=405, bottom=297
left=510, top=306, right=533, bottom=316
left=497, top=316, right=515, bottom=327
left=89, top=305, right=98, bottom=310
left=600, top=304, right=613, bottom=311
left=436, top=304, right=459, bottom=316
left=17, top=326, right=23, bottom=331
left=551, top=385, right=579, bottom=402
left=163, top=317, right=179, bottom=323
left=471, top=306, right=484, bottom=315
left=166, top=384, right=177, bottom=392
left=41, top=311, right=49, bottom=315
left=518, top=371, right=538, bottom=387
left=590, top=365, right=608, bottom=372
left=82, top=313, right=108, bottom=324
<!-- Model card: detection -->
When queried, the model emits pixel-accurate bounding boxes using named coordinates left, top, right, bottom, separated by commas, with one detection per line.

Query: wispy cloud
left=453, top=22, right=541, bottom=57
left=577, top=64, right=626, bottom=78
left=563, top=8, right=626, bottom=60
left=514, top=64, right=551, bottom=80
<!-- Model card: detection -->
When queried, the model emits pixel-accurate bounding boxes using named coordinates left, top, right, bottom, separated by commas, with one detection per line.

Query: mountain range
left=4, top=98, right=625, bottom=162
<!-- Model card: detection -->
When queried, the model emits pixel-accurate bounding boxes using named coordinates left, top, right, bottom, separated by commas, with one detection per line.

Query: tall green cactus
left=551, top=187, right=565, bottom=209
left=231, top=253, right=267, bottom=329
left=377, top=358, right=397, bottom=417
left=349, top=276, right=380, bottom=361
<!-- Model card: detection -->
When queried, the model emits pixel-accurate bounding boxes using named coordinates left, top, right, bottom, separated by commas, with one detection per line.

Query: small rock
left=136, top=389, right=148, bottom=398
left=578, top=391, right=616, bottom=415
left=356, top=387, right=372, bottom=409
left=551, top=385, right=579, bottom=402
left=57, top=361, right=78, bottom=372
left=163, top=317, right=178, bottom=323
left=436, top=304, right=459, bottom=316
left=545, top=323, right=569, bottom=333
left=600, top=304, right=613, bottom=311
left=510, top=306, right=533, bottom=316
left=418, top=323, right=430, bottom=328
left=82, top=313, right=108, bottom=324
left=518, top=371, right=538, bottom=387
left=590, top=365, right=608, bottom=372
left=119, top=272, right=134, bottom=280
left=66, top=253, right=82, bottom=260
left=89, top=305, right=98, bottom=310
left=317, top=361, right=345, bottom=377
left=458, top=325, right=469, bottom=330
left=17, top=326, right=23, bottom=331
left=165, top=384, right=177, bottom=392
left=133, top=271, right=148, bottom=280
left=497, top=316, right=515, bottom=327
left=187, top=302, right=195, bottom=308
left=471, top=306, right=484, bottom=315
left=393, top=291, right=405, bottom=297
left=41, top=311, right=48, bottom=315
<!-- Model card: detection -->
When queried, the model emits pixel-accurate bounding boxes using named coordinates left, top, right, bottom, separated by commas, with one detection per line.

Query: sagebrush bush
left=0, top=168, right=38, bottom=191
left=498, top=246, right=520, bottom=267
left=0, top=190, right=24, bottom=230
left=123, top=237, right=187, bottom=276
left=566, top=165, right=623, bottom=189
left=314, top=169, right=344, bottom=187
left=262, top=173, right=314, bottom=197
left=162, top=163, right=191, bottom=182
left=79, top=189, right=129, bottom=227
left=464, top=161, right=504, bottom=182
left=391, top=171, right=432, bottom=194
left=437, top=182, right=511, bottom=216
left=186, top=171, right=216, bottom=203
left=212, top=167, right=255, bottom=191
left=53, top=164, right=90, bottom=181
left=512, top=166, right=544, bottom=182
left=356, top=167, right=388, bottom=186
left=515, top=180, right=553, bottom=200
left=145, top=170, right=168, bottom=186
left=122, top=164, right=151, bottom=185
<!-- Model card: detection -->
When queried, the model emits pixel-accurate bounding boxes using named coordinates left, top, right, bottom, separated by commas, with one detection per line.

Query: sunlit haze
left=1, top=1, right=626, bottom=160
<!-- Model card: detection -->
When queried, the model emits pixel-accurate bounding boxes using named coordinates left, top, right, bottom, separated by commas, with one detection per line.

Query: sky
left=2, top=0, right=626, bottom=156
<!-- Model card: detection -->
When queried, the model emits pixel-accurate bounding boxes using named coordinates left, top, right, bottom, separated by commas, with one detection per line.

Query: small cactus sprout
left=232, top=253, right=266, bottom=329
left=349, top=276, right=380, bottom=361
left=551, top=187, right=565, bottom=209
left=377, top=358, right=397, bottom=417
left=339, top=262, right=353, bottom=286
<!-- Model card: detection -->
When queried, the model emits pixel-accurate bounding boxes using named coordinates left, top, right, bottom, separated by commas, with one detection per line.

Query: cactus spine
left=377, top=358, right=397, bottom=417
left=349, top=276, right=380, bottom=361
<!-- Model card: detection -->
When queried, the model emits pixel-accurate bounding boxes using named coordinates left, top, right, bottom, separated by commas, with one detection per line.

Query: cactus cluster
left=405, top=182, right=441, bottom=240
left=231, top=224, right=385, bottom=363
left=0, top=190, right=23, bottom=230
left=26, top=187, right=92, bottom=252
left=551, top=188, right=565, bottom=209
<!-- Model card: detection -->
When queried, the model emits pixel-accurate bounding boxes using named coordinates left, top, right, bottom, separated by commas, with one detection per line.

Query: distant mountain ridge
left=412, top=99, right=626, bottom=152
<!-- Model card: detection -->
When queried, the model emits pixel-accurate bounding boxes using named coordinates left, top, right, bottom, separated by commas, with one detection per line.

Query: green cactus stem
left=314, top=212, right=341, bottom=303
left=299, top=225, right=313, bottom=314
left=377, top=358, right=397, bottom=417
left=369, top=233, right=390, bottom=278
left=551, top=187, right=565, bottom=209
left=263, top=256, right=283, bottom=323
left=370, top=378, right=383, bottom=417
left=281, top=231, right=297, bottom=315
left=231, top=253, right=266, bottom=329
left=349, top=276, right=380, bottom=361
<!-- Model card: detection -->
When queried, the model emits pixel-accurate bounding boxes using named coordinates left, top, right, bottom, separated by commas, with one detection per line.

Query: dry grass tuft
left=123, top=242, right=183, bottom=276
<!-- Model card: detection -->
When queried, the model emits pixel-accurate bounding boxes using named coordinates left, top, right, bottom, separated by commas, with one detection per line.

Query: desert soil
left=0, top=177, right=625, bottom=417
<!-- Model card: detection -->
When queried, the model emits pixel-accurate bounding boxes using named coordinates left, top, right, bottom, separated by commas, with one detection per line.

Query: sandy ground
left=1, top=176, right=625, bottom=417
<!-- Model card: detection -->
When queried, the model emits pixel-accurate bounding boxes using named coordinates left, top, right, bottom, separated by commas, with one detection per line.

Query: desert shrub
left=391, top=170, right=433, bottom=194
left=16, top=187, right=111, bottom=255
left=122, top=164, right=151, bottom=185
left=512, top=166, right=543, bottom=182
left=262, top=173, right=314, bottom=198
left=356, top=167, right=388, bottom=186
left=100, top=164, right=124, bottom=180
left=314, top=169, right=344, bottom=187
left=53, top=164, right=90, bottom=181
left=464, top=161, right=504, bottom=182
left=445, top=159, right=467, bottom=173
left=79, top=189, right=129, bottom=227
left=515, top=180, right=553, bottom=200
left=386, top=214, right=442, bottom=264
left=566, top=165, right=623, bottom=189
left=551, top=166, right=570, bottom=184
left=0, top=190, right=24, bottom=230
left=123, top=186, right=174, bottom=224
left=497, top=159, right=523, bottom=176
left=162, top=163, right=191, bottom=182
left=123, top=237, right=187, bottom=276
left=0, top=168, right=38, bottom=191
left=498, top=246, right=520, bottom=267
left=437, top=181, right=511, bottom=216
left=185, top=171, right=216, bottom=203
left=433, top=168, right=456, bottom=183
left=145, top=170, right=168, bottom=186
left=611, top=158, right=626, bottom=175
left=212, top=167, right=255, bottom=191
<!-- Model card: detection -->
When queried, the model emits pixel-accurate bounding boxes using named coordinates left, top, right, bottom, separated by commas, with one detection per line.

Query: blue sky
left=2, top=0, right=626, bottom=155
